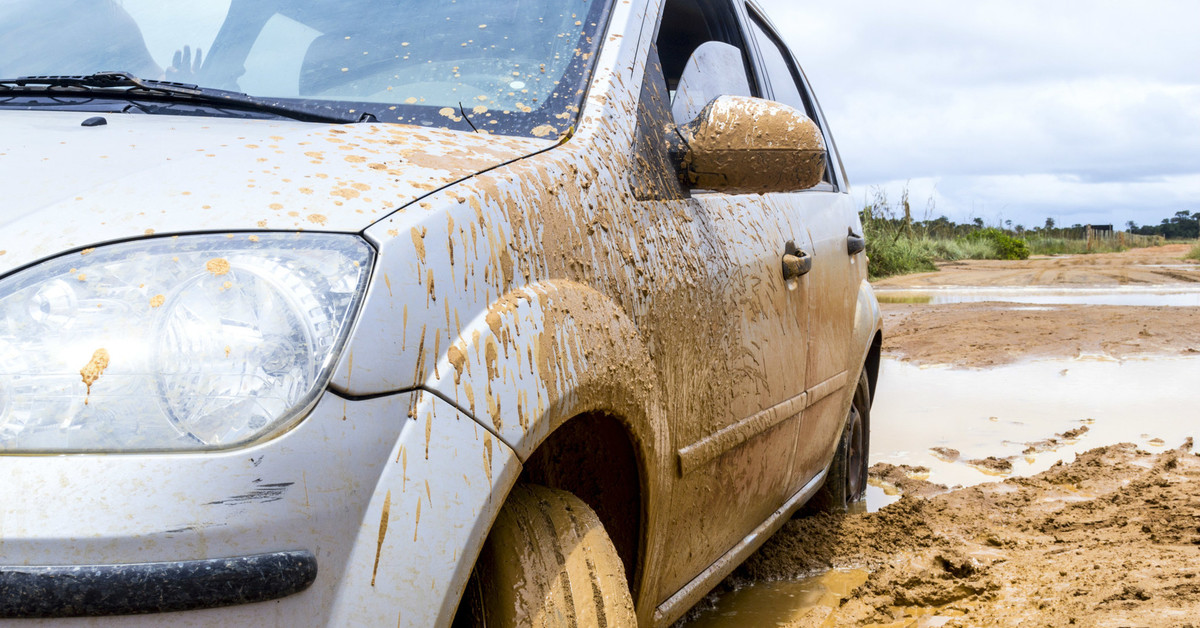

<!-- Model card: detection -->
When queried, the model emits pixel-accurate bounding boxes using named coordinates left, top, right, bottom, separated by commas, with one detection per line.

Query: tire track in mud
left=684, top=442, right=1200, bottom=627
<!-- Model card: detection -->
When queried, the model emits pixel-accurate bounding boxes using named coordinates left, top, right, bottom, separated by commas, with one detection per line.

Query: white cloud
left=755, top=0, right=1200, bottom=227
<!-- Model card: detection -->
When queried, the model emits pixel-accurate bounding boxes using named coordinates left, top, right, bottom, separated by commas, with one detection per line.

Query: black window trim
left=739, top=1, right=848, bottom=193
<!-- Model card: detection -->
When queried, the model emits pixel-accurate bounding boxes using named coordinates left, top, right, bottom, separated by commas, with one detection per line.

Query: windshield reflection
left=0, top=0, right=611, bottom=135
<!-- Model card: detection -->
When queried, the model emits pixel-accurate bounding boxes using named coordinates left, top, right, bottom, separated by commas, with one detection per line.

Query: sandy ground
left=732, top=442, right=1200, bottom=627
left=874, top=244, right=1200, bottom=289
left=876, top=245, right=1200, bottom=367
left=682, top=245, right=1200, bottom=627
left=881, top=303, right=1200, bottom=367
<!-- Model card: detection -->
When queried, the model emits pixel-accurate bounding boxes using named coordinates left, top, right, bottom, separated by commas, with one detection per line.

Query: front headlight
left=0, top=233, right=373, bottom=452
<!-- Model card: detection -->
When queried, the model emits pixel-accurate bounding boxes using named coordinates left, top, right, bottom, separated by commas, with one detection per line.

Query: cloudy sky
left=756, top=0, right=1200, bottom=230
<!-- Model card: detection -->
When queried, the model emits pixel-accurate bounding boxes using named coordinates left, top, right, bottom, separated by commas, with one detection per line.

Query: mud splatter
left=370, top=490, right=391, bottom=587
left=79, top=348, right=110, bottom=402
left=448, top=344, right=467, bottom=384
left=411, top=226, right=428, bottom=263
left=205, top=258, right=230, bottom=276
left=413, top=497, right=422, bottom=541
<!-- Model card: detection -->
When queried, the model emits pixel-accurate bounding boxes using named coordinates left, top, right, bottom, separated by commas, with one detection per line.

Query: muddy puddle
left=874, top=285, right=1200, bottom=307
left=681, top=354, right=1200, bottom=626
left=867, top=355, right=1200, bottom=507
left=682, top=569, right=870, bottom=627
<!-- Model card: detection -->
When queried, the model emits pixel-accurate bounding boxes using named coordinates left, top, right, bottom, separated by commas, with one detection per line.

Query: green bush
left=864, top=235, right=938, bottom=279
left=963, top=228, right=1030, bottom=260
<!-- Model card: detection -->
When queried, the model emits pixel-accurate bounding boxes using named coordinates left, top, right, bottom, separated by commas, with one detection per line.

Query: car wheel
left=452, top=484, right=636, bottom=628
left=813, top=370, right=871, bottom=512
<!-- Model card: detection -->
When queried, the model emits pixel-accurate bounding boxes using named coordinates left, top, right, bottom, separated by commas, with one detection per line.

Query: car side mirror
left=679, top=95, right=827, bottom=194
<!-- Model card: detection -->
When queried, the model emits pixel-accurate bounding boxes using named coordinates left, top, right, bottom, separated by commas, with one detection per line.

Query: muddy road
left=681, top=245, right=1200, bottom=626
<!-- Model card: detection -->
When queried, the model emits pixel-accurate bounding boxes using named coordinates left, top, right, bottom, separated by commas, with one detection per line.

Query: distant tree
left=1126, top=221, right=1137, bottom=231
left=972, top=217, right=984, bottom=228
left=1044, top=217, right=1056, bottom=230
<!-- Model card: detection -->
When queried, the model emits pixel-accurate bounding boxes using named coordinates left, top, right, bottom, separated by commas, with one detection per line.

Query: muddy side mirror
left=679, top=95, right=827, bottom=194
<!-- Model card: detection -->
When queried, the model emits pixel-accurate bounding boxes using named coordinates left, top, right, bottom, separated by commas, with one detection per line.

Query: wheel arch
left=853, top=279, right=884, bottom=406
left=437, top=280, right=671, bottom=625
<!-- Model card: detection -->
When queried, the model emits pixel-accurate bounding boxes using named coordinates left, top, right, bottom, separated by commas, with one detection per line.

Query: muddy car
left=0, top=0, right=880, bottom=625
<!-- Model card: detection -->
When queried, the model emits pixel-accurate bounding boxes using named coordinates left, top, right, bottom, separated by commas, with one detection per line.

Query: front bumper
left=0, top=551, right=316, bottom=618
left=0, top=389, right=519, bottom=626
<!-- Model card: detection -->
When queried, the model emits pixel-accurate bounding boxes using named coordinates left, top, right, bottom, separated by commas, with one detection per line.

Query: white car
left=0, top=0, right=881, bottom=625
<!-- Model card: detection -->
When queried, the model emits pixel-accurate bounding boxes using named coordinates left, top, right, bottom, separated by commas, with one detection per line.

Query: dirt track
left=876, top=245, right=1200, bottom=367
left=874, top=244, right=1199, bottom=288
left=683, top=245, right=1200, bottom=627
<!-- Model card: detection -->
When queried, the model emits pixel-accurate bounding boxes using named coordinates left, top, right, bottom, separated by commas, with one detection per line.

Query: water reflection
left=868, top=355, right=1200, bottom=509
left=875, top=286, right=1200, bottom=307
left=683, top=569, right=869, bottom=627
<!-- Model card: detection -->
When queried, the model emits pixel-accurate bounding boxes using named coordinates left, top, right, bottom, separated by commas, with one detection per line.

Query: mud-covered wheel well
left=865, top=331, right=882, bottom=406
left=520, top=412, right=643, bottom=599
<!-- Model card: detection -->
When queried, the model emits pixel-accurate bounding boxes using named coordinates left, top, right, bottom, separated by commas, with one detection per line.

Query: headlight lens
left=0, top=233, right=373, bottom=452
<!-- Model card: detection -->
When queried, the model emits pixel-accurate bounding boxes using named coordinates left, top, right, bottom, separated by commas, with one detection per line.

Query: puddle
left=679, top=355, right=1199, bottom=627
left=874, top=286, right=1200, bottom=307
left=868, top=355, right=1200, bottom=509
left=683, top=569, right=869, bottom=627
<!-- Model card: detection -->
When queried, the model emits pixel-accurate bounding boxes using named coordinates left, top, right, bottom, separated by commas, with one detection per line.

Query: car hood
left=0, top=110, right=553, bottom=275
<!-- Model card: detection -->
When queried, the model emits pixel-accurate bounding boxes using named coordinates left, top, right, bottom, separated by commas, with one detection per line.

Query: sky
left=755, top=0, right=1200, bottom=230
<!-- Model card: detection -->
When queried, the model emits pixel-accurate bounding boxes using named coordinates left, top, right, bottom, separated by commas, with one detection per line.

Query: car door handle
left=847, top=230, right=866, bottom=256
left=782, top=250, right=812, bottom=280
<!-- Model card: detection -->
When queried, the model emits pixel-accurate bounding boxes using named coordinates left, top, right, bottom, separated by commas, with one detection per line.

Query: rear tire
left=813, top=370, right=871, bottom=512
left=453, top=484, right=636, bottom=628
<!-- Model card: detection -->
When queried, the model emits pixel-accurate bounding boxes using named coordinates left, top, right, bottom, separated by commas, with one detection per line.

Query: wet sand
left=696, top=443, right=1200, bottom=627
left=876, top=245, right=1200, bottom=368
left=874, top=244, right=1200, bottom=289
left=681, top=245, right=1200, bottom=627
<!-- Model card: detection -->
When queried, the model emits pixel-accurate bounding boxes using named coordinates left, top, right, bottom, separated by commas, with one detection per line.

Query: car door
left=742, top=3, right=864, bottom=489
left=636, top=0, right=816, bottom=602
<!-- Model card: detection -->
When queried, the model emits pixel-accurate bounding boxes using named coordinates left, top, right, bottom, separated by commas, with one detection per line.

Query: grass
left=1026, top=234, right=1162, bottom=255
left=858, top=187, right=1169, bottom=280
left=1187, top=242, right=1200, bottom=261
left=863, top=229, right=1013, bottom=280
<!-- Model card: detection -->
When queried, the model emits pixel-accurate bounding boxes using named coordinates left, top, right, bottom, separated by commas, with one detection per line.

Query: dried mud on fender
left=684, top=442, right=1200, bottom=626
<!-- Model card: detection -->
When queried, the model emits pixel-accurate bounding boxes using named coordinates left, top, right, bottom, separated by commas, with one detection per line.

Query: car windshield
left=0, top=0, right=611, bottom=136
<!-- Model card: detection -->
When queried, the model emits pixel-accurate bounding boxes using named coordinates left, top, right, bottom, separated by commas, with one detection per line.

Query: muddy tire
left=812, top=370, right=871, bottom=512
left=453, top=484, right=636, bottom=628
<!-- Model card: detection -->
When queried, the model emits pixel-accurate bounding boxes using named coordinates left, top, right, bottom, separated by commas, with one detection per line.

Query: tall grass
left=1026, top=233, right=1162, bottom=255
left=1187, top=242, right=1200, bottom=261
left=860, top=189, right=1029, bottom=279
left=859, top=186, right=1166, bottom=280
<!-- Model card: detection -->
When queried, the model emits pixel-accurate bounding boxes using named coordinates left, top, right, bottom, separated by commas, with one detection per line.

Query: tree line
left=1126, top=211, right=1200, bottom=240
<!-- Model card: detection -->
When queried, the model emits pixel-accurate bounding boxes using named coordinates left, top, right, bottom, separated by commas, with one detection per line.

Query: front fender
left=853, top=279, right=882, bottom=364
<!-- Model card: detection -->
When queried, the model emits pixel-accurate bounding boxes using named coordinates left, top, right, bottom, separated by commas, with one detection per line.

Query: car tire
left=452, top=484, right=636, bottom=628
left=812, top=370, right=871, bottom=512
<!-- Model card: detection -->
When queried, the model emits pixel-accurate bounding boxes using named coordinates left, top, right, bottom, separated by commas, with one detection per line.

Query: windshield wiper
left=0, top=71, right=370, bottom=124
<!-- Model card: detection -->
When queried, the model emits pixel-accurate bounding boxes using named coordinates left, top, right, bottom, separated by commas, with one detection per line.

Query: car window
left=745, top=11, right=815, bottom=120
left=745, top=9, right=835, bottom=188
left=655, top=0, right=759, bottom=103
